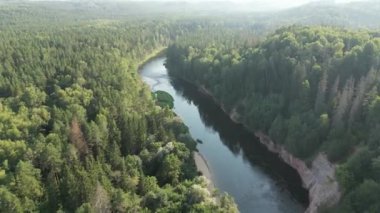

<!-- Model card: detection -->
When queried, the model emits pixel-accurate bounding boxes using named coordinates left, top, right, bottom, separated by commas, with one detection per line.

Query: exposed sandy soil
left=194, top=152, right=214, bottom=189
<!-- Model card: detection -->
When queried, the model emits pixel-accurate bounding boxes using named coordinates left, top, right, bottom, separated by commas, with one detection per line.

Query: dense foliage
left=166, top=26, right=380, bottom=212
left=4, top=0, right=380, bottom=211
left=0, top=3, right=239, bottom=213
left=154, top=91, right=175, bottom=109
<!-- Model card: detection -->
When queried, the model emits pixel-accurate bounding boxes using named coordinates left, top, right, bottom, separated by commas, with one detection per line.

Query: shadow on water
left=170, top=77, right=309, bottom=207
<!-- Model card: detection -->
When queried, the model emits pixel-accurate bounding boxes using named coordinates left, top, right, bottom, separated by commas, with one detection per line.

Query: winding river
left=140, top=57, right=308, bottom=213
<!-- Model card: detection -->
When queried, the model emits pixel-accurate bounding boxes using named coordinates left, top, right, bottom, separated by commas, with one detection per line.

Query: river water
left=140, top=57, right=308, bottom=213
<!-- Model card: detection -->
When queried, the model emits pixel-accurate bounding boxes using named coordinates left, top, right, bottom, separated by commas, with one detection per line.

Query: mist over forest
left=1, top=0, right=380, bottom=29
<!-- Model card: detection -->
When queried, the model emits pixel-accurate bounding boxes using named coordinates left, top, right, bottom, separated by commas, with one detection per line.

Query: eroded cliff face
left=198, top=85, right=341, bottom=213
left=255, top=132, right=341, bottom=213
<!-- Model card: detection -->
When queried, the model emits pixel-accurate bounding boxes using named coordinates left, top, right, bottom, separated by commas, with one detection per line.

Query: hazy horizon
left=22, top=0, right=372, bottom=11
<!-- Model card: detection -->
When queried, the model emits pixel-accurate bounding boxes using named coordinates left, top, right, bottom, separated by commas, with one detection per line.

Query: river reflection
left=171, top=78, right=309, bottom=202
left=140, top=57, right=308, bottom=213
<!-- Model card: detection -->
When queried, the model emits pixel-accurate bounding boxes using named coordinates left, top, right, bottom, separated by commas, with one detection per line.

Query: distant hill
left=255, top=1, right=380, bottom=29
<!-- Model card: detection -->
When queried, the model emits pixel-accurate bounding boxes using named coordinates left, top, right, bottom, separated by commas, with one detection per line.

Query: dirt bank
left=255, top=132, right=341, bottom=213
left=197, top=84, right=341, bottom=213
left=194, top=152, right=214, bottom=190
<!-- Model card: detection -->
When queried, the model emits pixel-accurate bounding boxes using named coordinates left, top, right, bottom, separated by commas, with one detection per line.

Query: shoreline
left=137, top=53, right=216, bottom=191
left=137, top=47, right=167, bottom=70
left=254, top=132, right=340, bottom=213
left=201, top=85, right=341, bottom=213
left=174, top=76, right=341, bottom=213
left=193, top=151, right=214, bottom=190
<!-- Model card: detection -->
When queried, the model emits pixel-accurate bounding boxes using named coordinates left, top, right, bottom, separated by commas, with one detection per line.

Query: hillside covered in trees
left=166, top=26, right=380, bottom=212
left=0, top=3, right=240, bottom=212
left=254, top=1, right=380, bottom=29
left=3, top=0, right=380, bottom=212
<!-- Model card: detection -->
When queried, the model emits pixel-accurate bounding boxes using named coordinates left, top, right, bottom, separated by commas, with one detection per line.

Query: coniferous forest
left=2, top=1, right=380, bottom=213
left=0, top=2, right=240, bottom=212
left=166, top=26, right=380, bottom=212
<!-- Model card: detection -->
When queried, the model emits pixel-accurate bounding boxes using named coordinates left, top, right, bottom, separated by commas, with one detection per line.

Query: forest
left=0, top=2, right=240, bottom=212
left=2, top=0, right=380, bottom=212
left=166, top=26, right=380, bottom=212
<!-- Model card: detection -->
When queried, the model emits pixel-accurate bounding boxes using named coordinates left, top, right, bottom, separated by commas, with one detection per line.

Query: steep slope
left=166, top=26, right=380, bottom=212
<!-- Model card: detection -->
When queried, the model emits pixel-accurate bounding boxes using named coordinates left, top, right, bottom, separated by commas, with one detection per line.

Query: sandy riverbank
left=193, top=152, right=214, bottom=189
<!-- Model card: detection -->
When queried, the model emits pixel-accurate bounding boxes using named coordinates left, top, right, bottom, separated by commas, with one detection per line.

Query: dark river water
left=140, top=57, right=308, bottom=213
